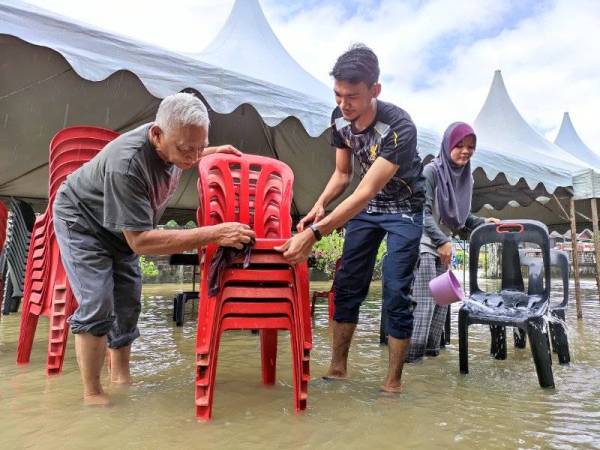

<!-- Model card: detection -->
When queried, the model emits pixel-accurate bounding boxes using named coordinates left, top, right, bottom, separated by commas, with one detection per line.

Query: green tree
left=139, top=256, right=159, bottom=281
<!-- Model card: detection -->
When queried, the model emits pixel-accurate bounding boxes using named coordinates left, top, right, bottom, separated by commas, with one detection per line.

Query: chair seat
left=464, top=291, right=548, bottom=326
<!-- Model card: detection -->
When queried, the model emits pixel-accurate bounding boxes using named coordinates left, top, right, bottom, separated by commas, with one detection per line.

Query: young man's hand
left=297, top=204, right=325, bottom=232
left=274, top=229, right=316, bottom=264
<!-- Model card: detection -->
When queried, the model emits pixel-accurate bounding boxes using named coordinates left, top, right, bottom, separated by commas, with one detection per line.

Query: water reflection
left=1, top=277, right=599, bottom=449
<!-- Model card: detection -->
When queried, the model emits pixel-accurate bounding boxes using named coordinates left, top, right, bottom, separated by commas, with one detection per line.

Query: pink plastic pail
left=429, top=269, right=464, bottom=305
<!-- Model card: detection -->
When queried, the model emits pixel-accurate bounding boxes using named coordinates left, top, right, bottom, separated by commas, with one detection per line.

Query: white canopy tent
left=471, top=70, right=593, bottom=232
left=194, top=0, right=331, bottom=104
left=554, top=112, right=600, bottom=169
left=0, top=0, right=594, bottom=229
left=0, top=0, right=340, bottom=220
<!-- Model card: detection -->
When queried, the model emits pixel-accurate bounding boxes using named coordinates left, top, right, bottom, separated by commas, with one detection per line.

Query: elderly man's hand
left=274, top=229, right=316, bottom=265
left=214, top=222, right=255, bottom=249
left=203, top=145, right=242, bottom=157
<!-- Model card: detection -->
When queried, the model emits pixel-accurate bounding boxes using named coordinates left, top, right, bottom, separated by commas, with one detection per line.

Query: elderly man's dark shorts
left=53, top=214, right=142, bottom=349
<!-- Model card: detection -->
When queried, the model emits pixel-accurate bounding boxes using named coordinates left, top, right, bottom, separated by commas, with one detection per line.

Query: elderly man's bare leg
left=382, top=336, right=410, bottom=393
left=325, top=321, right=356, bottom=379
left=75, top=333, right=109, bottom=406
left=109, top=345, right=132, bottom=384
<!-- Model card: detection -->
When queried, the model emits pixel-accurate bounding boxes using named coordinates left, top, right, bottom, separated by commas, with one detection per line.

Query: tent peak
left=195, top=0, right=332, bottom=104
left=554, top=111, right=600, bottom=167
left=474, top=70, right=587, bottom=172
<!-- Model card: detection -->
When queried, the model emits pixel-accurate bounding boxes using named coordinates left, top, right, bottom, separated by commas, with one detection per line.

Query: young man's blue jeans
left=333, top=211, right=423, bottom=340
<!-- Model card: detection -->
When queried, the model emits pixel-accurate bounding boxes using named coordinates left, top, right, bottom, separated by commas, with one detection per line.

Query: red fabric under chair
left=16, top=126, right=118, bottom=375
left=194, top=153, right=311, bottom=420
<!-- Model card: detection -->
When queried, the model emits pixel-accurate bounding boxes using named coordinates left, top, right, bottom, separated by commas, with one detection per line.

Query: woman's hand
left=437, top=241, right=453, bottom=268
left=485, top=217, right=501, bottom=224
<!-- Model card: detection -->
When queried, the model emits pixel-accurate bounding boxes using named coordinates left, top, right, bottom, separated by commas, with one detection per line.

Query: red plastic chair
left=17, top=126, right=118, bottom=375
left=194, top=154, right=310, bottom=420
left=0, top=200, right=8, bottom=318
left=310, top=258, right=340, bottom=321
left=0, top=201, right=7, bottom=250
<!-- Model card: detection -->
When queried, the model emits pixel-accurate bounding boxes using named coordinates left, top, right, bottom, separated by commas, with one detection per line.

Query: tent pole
left=570, top=197, right=583, bottom=319
left=591, top=197, right=600, bottom=303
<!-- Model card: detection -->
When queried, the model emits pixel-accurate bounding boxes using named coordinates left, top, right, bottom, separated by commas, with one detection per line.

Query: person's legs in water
left=327, top=212, right=385, bottom=379
left=54, top=216, right=116, bottom=404
left=407, top=252, right=439, bottom=362
left=425, top=304, right=448, bottom=357
left=328, top=322, right=358, bottom=379
left=425, top=255, right=447, bottom=355
left=381, top=212, right=422, bottom=392
left=108, top=252, right=142, bottom=384
left=75, top=333, right=109, bottom=405
left=109, top=345, right=132, bottom=384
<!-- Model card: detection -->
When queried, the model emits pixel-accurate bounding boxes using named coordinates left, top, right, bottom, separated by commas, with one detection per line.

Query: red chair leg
left=46, top=283, right=74, bottom=375
left=17, top=311, right=39, bottom=364
left=196, top=323, right=225, bottom=421
left=260, top=329, right=278, bottom=385
left=328, top=291, right=335, bottom=321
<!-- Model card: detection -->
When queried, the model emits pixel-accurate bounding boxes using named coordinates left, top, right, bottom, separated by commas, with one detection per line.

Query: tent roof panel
left=0, top=0, right=332, bottom=136
left=554, top=112, right=600, bottom=168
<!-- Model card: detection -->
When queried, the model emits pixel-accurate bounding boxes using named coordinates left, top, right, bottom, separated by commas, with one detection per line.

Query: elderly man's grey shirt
left=54, top=123, right=182, bottom=254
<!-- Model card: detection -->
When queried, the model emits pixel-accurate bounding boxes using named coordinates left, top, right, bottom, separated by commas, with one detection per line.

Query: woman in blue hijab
left=407, top=122, right=499, bottom=362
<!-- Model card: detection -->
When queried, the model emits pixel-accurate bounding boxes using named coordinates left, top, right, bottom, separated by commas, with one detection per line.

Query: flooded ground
left=1, top=276, right=600, bottom=449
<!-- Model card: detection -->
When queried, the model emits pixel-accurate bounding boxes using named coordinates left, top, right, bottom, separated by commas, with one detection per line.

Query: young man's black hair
left=329, top=43, right=380, bottom=86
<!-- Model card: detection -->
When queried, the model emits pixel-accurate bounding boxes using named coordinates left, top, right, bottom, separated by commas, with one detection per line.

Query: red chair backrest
left=196, top=154, right=293, bottom=239
left=0, top=201, right=7, bottom=251
left=48, top=126, right=119, bottom=199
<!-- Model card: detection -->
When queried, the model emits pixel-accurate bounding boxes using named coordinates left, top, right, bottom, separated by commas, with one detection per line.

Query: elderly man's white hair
left=155, top=92, right=210, bottom=132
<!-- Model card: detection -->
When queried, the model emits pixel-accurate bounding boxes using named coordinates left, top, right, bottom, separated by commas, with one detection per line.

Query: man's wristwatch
left=308, top=223, right=322, bottom=241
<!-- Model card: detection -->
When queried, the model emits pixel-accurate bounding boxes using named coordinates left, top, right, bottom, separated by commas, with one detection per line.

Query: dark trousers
left=333, top=211, right=423, bottom=340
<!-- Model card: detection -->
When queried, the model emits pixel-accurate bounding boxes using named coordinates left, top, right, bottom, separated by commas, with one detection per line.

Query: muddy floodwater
left=1, top=277, right=600, bottom=449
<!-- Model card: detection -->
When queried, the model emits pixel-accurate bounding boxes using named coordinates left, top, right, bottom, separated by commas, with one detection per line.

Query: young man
left=276, top=44, right=424, bottom=392
left=53, top=93, right=255, bottom=405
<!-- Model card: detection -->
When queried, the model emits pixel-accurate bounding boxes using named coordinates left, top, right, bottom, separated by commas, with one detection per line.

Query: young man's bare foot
left=380, top=382, right=403, bottom=394
left=322, top=375, right=347, bottom=382
left=83, top=392, right=110, bottom=406
left=110, top=375, right=135, bottom=385
left=324, top=366, right=348, bottom=380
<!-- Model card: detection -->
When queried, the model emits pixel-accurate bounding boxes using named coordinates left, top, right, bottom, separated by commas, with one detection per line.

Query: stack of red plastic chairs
left=194, top=153, right=311, bottom=420
left=17, top=126, right=118, bottom=374
left=0, top=201, right=7, bottom=250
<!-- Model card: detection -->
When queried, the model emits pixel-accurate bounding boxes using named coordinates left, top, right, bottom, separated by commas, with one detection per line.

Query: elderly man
left=53, top=93, right=255, bottom=405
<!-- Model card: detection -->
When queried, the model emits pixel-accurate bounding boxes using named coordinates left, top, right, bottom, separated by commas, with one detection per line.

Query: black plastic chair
left=488, top=249, right=571, bottom=365
left=1, top=198, right=34, bottom=315
left=169, top=253, right=200, bottom=327
left=459, top=220, right=556, bottom=388
left=514, top=249, right=570, bottom=364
